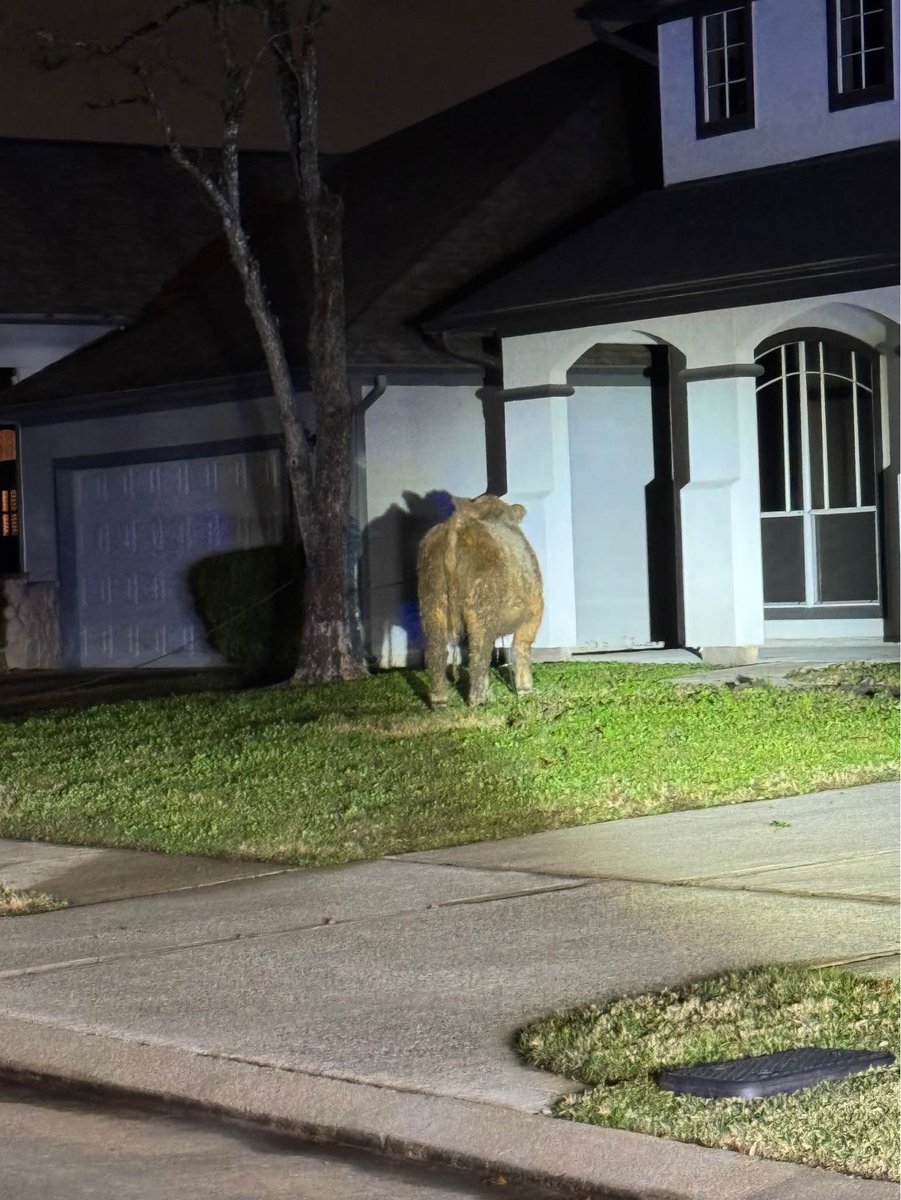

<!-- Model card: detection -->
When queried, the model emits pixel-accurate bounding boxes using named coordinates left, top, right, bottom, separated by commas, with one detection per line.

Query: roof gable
left=5, top=41, right=659, bottom=408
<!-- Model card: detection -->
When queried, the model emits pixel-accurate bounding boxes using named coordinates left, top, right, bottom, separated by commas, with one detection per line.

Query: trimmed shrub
left=187, top=544, right=304, bottom=680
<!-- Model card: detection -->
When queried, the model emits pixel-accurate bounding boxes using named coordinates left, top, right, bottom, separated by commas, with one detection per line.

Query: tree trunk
left=293, top=188, right=368, bottom=683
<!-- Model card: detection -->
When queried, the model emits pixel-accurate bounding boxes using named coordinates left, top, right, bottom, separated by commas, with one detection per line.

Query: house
left=0, top=139, right=296, bottom=665
left=0, top=42, right=658, bottom=670
left=429, top=0, right=900, bottom=662
left=1, top=2, right=897, bottom=674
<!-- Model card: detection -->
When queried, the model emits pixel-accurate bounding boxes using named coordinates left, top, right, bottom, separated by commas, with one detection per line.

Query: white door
left=568, top=386, right=657, bottom=649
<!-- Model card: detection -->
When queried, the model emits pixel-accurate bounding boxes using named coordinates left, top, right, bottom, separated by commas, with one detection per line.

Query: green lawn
left=0, top=662, right=896, bottom=865
left=515, top=966, right=900, bottom=1181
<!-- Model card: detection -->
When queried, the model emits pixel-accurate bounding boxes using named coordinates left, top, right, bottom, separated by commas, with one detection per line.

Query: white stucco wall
left=362, top=383, right=487, bottom=666
left=0, top=322, right=116, bottom=382
left=659, top=0, right=900, bottom=184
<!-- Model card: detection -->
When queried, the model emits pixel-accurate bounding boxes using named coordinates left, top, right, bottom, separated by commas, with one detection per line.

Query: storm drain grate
left=658, top=1046, right=895, bottom=1099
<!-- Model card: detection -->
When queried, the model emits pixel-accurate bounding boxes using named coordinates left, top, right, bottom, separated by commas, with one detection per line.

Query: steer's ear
left=510, top=504, right=526, bottom=522
left=452, top=496, right=477, bottom=518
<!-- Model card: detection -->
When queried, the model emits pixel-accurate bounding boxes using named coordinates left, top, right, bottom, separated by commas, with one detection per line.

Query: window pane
left=726, top=44, right=746, bottom=78
left=840, top=0, right=861, bottom=16
left=803, top=340, right=823, bottom=371
left=783, top=342, right=800, bottom=376
left=756, top=348, right=782, bottom=389
left=864, top=47, right=886, bottom=84
left=854, top=351, right=873, bottom=392
left=757, top=388, right=786, bottom=511
left=729, top=80, right=749, bottom=114
left=857, top=388, right=876, bottom=506
left=726, top=8, right=745, bottom=43
left=707, top=84, right=727, bottom=121
left=841, top=14, right=863, bottom=54
left=822, top=341, right=854, bottom=380
left=863, top=9, right=885, bottom=46
left=707, top=48, right=726, bottom=84
left=786, top=374, right=803, bottom=510
left=705, top=13, right=725, bottom=49
left=842, top=53, right=865, bottom=89
left=807, top=374, right=826, bottom=509
left=762, top=517, right=806, bottom=603
left=824, top=376, right=857, bottom=508
left=816, top=512, right=879, bottom=602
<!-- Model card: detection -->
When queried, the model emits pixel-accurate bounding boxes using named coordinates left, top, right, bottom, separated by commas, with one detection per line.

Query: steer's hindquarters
left=417, top=523, right=455, bottom=706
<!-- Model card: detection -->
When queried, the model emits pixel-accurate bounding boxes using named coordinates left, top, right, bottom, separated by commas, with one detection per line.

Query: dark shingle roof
left=5, top=40, right=659, bottom=409
left=430, top=142, right=900, bottom=336
left=0, top=139, right=296, bottom=320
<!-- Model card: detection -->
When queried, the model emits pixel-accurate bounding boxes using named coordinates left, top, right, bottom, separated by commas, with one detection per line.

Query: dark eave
left=579, top=0, right=726, bottom=25
left=427, top=143, right=900, bottom=339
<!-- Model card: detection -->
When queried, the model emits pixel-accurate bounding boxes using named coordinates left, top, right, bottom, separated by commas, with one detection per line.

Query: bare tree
left=38, top=0, right=368, bottom=683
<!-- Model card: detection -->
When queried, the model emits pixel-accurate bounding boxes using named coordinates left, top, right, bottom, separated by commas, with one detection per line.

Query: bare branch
left=84, top=94, right=150, bottom=112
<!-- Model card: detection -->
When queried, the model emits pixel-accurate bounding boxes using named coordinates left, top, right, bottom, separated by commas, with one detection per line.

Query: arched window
left=755, top=334, right=880, bottom=611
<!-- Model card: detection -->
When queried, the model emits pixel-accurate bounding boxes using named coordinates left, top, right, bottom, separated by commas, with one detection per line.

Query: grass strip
left=0, top=663, right=896, bottom=865
left=515, top=965, right=899, bottom=1181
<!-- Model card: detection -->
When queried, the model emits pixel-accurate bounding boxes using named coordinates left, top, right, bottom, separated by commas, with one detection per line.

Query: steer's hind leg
left=424, top=622, right=451, bottom=708
left=466, top=618, right=494, bottom=707
left=512, top=609, right=542, bottom=694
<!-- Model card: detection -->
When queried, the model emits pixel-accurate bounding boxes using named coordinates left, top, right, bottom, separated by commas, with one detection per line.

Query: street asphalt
left=0, top=779, right=898, bottom=1199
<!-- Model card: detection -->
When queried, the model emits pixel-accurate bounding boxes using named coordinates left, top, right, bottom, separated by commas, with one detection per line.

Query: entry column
left=675, top=366, right=764, bottom=664
left=503, top=392, right=578, bottom=654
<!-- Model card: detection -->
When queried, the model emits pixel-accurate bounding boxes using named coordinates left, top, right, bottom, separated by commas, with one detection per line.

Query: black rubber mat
left=658, top=1046, right=895, bottom=1099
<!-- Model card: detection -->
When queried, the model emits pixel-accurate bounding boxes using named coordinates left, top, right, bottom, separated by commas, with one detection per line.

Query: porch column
left=503, top=394, right=578, bottom=654
left=675, top=367, right=764, bottom=664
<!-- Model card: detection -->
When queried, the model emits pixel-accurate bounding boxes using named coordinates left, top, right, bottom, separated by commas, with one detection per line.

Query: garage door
left=59, top=448, right=288, bottom=668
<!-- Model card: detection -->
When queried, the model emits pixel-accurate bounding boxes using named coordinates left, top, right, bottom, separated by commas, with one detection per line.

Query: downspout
left=424, top=330, right=501, bottom=381
left=352, top=375, right=387, bottom=665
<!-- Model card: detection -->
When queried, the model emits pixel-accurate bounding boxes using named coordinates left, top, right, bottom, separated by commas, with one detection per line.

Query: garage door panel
left=60, top=448, right=287, bottom=668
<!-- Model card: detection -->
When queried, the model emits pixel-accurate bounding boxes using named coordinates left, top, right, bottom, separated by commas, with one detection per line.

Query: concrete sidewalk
left=0, top=782, right=898, bottom=1199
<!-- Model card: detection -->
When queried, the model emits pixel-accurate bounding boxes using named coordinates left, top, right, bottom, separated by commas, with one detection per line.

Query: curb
left=0, top=1013, right=895, bottom=1200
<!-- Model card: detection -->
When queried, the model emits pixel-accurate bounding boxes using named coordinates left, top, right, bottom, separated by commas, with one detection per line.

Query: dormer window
left=828, top=0, right=894, bottom=109
left=694, top=3, right=755, bottom=137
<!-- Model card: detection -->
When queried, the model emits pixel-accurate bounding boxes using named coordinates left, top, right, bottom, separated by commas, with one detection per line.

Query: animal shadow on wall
left=360, top=489, right=454, bottom=673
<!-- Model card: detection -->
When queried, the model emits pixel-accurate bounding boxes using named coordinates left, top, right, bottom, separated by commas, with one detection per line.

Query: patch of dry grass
left=0, top=883, right=68, bottom=916
left=788, top=661, right=900, bottom=693
left=516, top=966, right=899, bottom=1180
left=322, top=711, right=507, bottom=738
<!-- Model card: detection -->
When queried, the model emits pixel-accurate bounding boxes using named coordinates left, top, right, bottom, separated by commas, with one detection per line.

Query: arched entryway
left=755, top=330, right=883, bottom=631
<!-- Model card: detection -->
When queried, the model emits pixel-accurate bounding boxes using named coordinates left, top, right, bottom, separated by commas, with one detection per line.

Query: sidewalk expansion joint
left=43, top=866, right=306, bottom=909
left=805, top=948, right=900, bottom=969
left=389, top=857, right=899, bottom=906
left=674, top=879, right=899, bottom=906
left=0, top=879, right=592, bottom=981
left=678, top=847, right=899, bottom=883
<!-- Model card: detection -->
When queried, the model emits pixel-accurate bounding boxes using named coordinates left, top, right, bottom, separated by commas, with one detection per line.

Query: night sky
left=0, top=0, right=593, bottom=152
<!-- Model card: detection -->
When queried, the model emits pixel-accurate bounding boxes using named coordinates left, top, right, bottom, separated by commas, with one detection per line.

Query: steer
left=416, top=494, right=544, bottom=707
